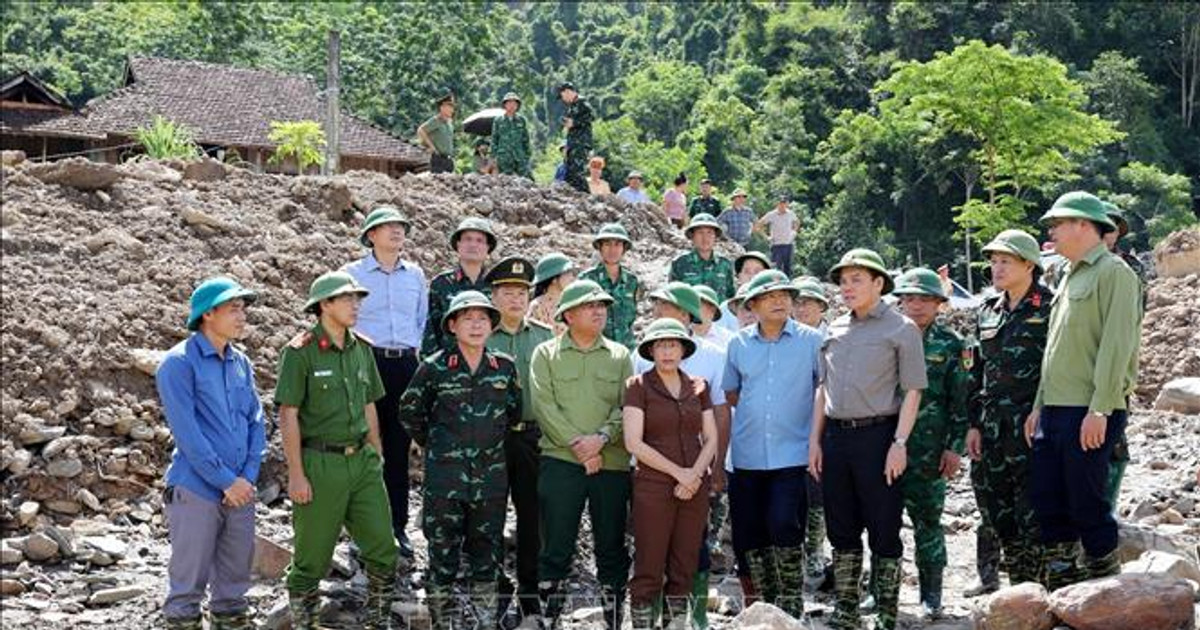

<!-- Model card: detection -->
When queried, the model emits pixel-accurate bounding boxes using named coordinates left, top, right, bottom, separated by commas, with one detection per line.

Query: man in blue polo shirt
left=156, top=276, right=266, bottom=630
left=723, top=269, right=822, bottom=620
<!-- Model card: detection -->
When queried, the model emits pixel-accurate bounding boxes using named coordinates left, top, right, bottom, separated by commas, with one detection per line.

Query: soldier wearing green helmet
left=399, top=290, right=521, bottom=629
left=671, top=213, right=736, bottom=302
left=492, top=92, right=531, bottom=178
left=274, top=271, right=396, bottom=629
left=580, top=223, right=643, bottom=349
left=1026, top=191, right=1141, bottom=588
left=529, top=252, right=579, bottom=336
left=691, top=283, right=733, bottom=349
left=421, top=216, right=497, bottom=356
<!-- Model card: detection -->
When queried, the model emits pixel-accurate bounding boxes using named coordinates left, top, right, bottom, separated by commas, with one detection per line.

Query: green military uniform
left=492, top=93, right=531, bottom=178
left=420, top=218, right=497, bottom=356
left=274, top=274, right=396, bottom=629
left=579, top=223, right=642, bottom=349
left=670, top=251, right=735, bottom=301
left=558, top=82, right=594, bottom=193
left=688, top=195, right=721, bottom=220
left=399, top=292, right=522, bottom=629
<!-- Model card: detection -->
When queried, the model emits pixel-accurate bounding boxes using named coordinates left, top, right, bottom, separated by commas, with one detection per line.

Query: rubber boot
left=538, top=581, right=563, bottom=629
left=601, top=585, right=624, bottom=630
left=288, top=590, right=322, bottom=630
left=737, top=574, right=759, bottom=610
left=1084, top=550, right=1121, bottom=580
left=829, top=549, right=862, bottom=630
left=804, top=506, right=828, bottom=578
left=496, top=577, right=520, bottom=630
left=363, top=569, right=395, bottom=630
left=916, top=564, right=944, bottom=620
left=1042, top=542, right=1086, bottom=591
left=744, top=548, right=780, bottom=606
left=775, top=546, right=806, bottom=619
left=1008, top=539, right=1043, bottom=585
left=665, top=595, right=691, bottom=630
left=964, top=525, right=1001, bottom=596
left=426, top=584, right=456, bottom=630
left=630, top=600, right=656, bottom=630
left=857, top=558, right=877, bottom=612
left=688, top=571, right=710, bottom=629
left=873, top=557, right=902, bottom=630
left=164, top=615, right=203, bottom=630
left=472, top=581, right=499, bottom=630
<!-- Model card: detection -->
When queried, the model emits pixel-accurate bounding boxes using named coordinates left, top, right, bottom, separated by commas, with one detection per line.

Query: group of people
left=157, top=187, right=1142, bottom=630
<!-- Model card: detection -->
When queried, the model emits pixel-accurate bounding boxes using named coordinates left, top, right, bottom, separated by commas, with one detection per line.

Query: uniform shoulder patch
left=288, top=331, right=314, bottom=349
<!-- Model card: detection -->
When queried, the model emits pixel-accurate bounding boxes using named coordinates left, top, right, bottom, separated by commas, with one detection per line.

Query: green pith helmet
left=359, top=205, right=412, bottom=247
left=742, top=269, right=798, bottom=304
left=734, top=251, right=772, bottom=275
left=892, top=267, right=948, bottom=301
left=1102, top=201, right=1130, bottom=238
left=725, top=282, right=752, bottom=311
left=636, top=318, right=697, bottom=362
left=592, top=223, right=633, bottom=251
left=981, top=229, right=1043, bottom=269
left=685, top=213, right=723, bottom=239
left=554, top=279, right=614, bottom=322
left=790, top=276, right=828, bottom=305
left=1038, top=191, right=1116, bottom=234
left=693, top=284, right=724, bottom=321
left=304, top=271, right=369, bottom=314
left=450, top=217, right=498, bottom=253
left=186, top=276, right=257, bottom=331
left=441, top=290, right=500, bottom=333
left=648, top=281, right=704, bottom=324
left=828, top=248, right=895, bottom=294
left=532, top=252, right=577, bottom=293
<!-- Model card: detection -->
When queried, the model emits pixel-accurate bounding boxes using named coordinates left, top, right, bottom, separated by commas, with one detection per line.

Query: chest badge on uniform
left=314, top=369, right=333, bottom=377
left=961, top=347, right=975, bottom=371
left=926, top=354, right=946, bottom=364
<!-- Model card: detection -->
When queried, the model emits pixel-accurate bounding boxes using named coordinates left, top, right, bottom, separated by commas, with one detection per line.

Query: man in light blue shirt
left=157, top=276, right=266, bottom=629
left=722, top=270, right=821, bottom=619
left=342, top=205, right=428, bottom=558
left=616, top=170, right=651, bottom=204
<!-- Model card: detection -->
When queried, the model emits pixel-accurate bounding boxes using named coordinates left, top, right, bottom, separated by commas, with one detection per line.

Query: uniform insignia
left=926, top=354, right=946, bottom=364
left=288, top=331, right=314, bottom=349
left=961, top=347, right=975, bottom=370
left=448, top=354, right=459, bottom=369
left=487, top=355, right=499, bottom=370
left=513, top=262, right=524, bottom=273
left=317, top=336, right=330, bottom=351
left=314, top=369, right=333, bottom=377
left=1031, top=291, right=1043, bottom=308
left=1024, top=317, right=1045, bottom=324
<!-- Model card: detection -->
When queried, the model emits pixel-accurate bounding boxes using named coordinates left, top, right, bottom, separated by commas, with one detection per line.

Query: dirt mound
left=1153, top=227, right=1200, bottom=278
left=1138, top=272, right=1200, bottom=402
left=0, top=158, right=717, bottom=525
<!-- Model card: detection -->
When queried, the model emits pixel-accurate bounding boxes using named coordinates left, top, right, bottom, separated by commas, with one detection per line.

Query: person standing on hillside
left=662, top=173, right=688, bottom=228
left=689, top=179, right=721, bottom=220
left=421, top=217, right=497, bottom=355
left=157, top=277, right=265, bottom=630
left=558, top=82, right=594, bottom=193
left=418, top=92, right=456, bottom=174
left=717, top=189, right=754, bottom=248
left=755, top=196, right=800, bottom=276
left=492, top=92, right=531, bottom=178
left=617, top=171, right=651, bottom=204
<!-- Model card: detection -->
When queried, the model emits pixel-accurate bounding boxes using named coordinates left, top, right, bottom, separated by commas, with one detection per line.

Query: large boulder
left=1047, top=573, right=1194, bottom=630
left=1154, top=227, right=1200, bottom=278
left=1154, top=377, right=1200, bottom=414
left=1123, top=549, right=1200, bottom=584
left=972, top=582, right=1056, bottom=630
left=731, top=602, right=812, bottom=630
left=25, top=157, right=122, bottom=190
left=1117, top=522, right=1197, bottom=564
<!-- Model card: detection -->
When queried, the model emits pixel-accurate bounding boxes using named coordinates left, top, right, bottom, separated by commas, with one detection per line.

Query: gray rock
left=1, top=540, right=24, bottom=564
left=1124, top=549, right=1200, bottom=584
left=25, top=158, right=122, bottom=191
left=17, top=502, right=39, bottom=527
left=0, top=578, right=25, bottom=595
left=43, top=525, right=75, bottom=557
left=1154, top=377, right=1200, bottom=413
left=46, top=456, right=83, bottom=478
left=18, top=425, right=65, bottom=446
left=81, top=536, right=127, bottom=558
left=731, top=601, right=810, bottom=630
left=87, top=585, right=145, bottom=606
left=182, top=158, right=228, bottom=183
left=23, top=532, right=59, bottom=562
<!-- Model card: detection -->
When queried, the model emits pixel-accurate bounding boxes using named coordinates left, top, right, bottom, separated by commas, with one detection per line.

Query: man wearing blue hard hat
left=156, top=276, right=266, bottom=630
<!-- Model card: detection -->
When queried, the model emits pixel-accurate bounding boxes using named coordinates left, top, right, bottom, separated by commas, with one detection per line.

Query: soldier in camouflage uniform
left=894, top=268, right=970, bottom=619
left=669, top=213, right=736, bottom=301
left=579, top=223, right=642, bottom=349
left=492, top=92, right=531, bottom=178
left=688, top=179, right=722, bottom=220
left=400, top=291, right=522, bottom=629
left=965, top=230, right=1053, bottom=588
left=557, top=82, right=594, bottom=193
left=421, top=217, right=497, bottom=355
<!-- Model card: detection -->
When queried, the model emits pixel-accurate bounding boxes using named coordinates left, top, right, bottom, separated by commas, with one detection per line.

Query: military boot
left=1008, top=539, right=1044, bottom=585
left=1042, top=542, right=1086, bottom=591
left=164, top=615, right=203, bottom=630
left=472, top=581, right=499, bottom=630
left=775, top=546, right=806, bottom=619
left=963, top=526, right=1001, bottom=596
left=211, top=609, right=254, bottom=630
left=288, top=590, right=322, bottom=630
left=744, top=548, right=780, bottom=605
left=426, top=584, right=457, bottom=630
left=600, top=585, right=625, bottom=630
left=872, top=557, right=902, bottom=630
left=363, top=569, right=395, bottom=630
left=629, top=600, right=656, bottom=630
left=916, top=564, right=944, bottom=620
left=688, top=570, right=710, bottom=629
left=804, top=506, right=828, bottom=579
left=1084, top=550, right=1121, bottom=580
left=829, top=549, right=863, bottom=630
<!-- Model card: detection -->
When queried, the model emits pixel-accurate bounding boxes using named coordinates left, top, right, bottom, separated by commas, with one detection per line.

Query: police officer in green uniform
left=484, top=257, right=555, bottom=626
left=418, top=93, right=456, bottom=173
left=669, top=213, right=736, bottom=301
left=688, top=179, right=722, bottom=220
left=492, top=92, right=531, bottom=178
left=421, top=217, right=497, bottom=355
left=579, top=223, right=643, bottom=349
left=275, top=271, right=396, bottom=629
left=894, top=268, right=970, bottom=619
left=400, top=291, right=522, bottom=629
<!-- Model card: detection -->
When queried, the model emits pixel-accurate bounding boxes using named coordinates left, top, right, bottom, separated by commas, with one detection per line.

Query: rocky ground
left=1, top=156, right=1197, bottom=628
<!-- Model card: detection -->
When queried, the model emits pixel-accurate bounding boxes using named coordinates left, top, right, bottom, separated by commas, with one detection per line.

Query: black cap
left=556, top=81, right=577, bottom=94
left=485, top=256, right=535, bottom=287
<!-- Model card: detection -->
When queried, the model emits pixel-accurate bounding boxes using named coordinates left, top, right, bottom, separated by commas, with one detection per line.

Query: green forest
left=4, top=1, right=1198, bottom=279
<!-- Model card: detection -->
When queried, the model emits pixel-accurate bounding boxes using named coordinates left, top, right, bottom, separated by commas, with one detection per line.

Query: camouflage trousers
left=970, top=440, right=1041, bottom=584
left=899, top=470, right=947, bottom=571
left=423, top=494, right=506, bottom=588
left=564, top=143, right=591, bottom=192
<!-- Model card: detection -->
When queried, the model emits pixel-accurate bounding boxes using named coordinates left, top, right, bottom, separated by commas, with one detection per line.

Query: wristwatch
left=892, top=436, right=908, bottom=447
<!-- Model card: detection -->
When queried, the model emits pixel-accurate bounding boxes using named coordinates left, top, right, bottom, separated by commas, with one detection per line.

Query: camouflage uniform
left=563, top=96, right=594, bottom=193
left=399, top=346, right=522, bottom=628
left=492, top=113, right=531, bottom=178
left=688, top=196, right=721, bottom=220
left=669, top=251, right=736, bottom=302
left=579, top=264, right=642, bottom=349
left=968, top=284, right=1053, bottom=585
left=420, top=267, right=491, bottom=356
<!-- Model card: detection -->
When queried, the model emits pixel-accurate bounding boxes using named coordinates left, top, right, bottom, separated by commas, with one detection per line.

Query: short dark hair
left=674, top=173, right=688, bottom=186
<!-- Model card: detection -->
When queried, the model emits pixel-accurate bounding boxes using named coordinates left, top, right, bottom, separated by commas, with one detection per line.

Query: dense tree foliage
left=4, top=1, right=1197, bottom=280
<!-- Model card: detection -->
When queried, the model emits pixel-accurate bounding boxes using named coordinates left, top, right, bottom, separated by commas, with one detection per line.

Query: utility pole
left=323, top=29, right=341, bottom=176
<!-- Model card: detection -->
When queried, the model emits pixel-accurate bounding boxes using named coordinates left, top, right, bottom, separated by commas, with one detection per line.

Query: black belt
left=303, top=438, right=365, bottom=456
left=372, top=346, right=416, bottom=359
left=830, top=414, right=898, bottom=430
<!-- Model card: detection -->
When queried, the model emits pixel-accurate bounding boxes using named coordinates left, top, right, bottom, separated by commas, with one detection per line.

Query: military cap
left=441, top=290, right=500, bottom=333
left=982, top=229, right=1043, bottom=269
left=693, top=284, right=724, bottom=321
left=741, top=269, right=798, bottom=304
left=556, top=81, right=577, bottom=94
left=828, top=248, right=895, bottom=294
left=626, top=170, right=643, bottom=181
left=725, top=283, right=751, bottom=311
left=648, top=282, right=704, bottom=324
left=892, top=267, right=948, bottom=301
left=734, top=251, right=772, bottom=275
left=304, top=271, right=369, bottom=314
left=685, top=213, right=724, bottom=238
left=450, top=216, right=498, bottom=253
left=1038, top=191, right=1116, bottom=234
left=485, top=256, right=535, bottom=287
left=501, top=91, right=522, bottom=105
left=554, top=279, right=613, bottom=322
left=791, top=276, right=828, bottom=305
left=533, top=252, right=577, bottom=289
left=592, top=223, right=633, bottom=250
left=359, top=205, right=412, bottom=247
left=187, top=276, right=256, bottom=331
left=637, top=318, right=697, bottom=362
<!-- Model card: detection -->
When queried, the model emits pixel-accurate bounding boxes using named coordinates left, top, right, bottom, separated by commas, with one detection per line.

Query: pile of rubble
left=1138, top=227, right=1200, bottom=407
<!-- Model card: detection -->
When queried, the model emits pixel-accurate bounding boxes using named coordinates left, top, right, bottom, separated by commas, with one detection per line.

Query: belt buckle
left=343, top=444, right=358, bottom=456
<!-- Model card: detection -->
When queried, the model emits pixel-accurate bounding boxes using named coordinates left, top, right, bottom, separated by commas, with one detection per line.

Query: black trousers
left=373, top=352, right=419, bottom=537
left=821, top=420, right=903, bottom=558
left=729, top=466, right=808, bottom=552
left=501, top=427, right=541, bottom=613
left=429, top=154, right=454, bottom=173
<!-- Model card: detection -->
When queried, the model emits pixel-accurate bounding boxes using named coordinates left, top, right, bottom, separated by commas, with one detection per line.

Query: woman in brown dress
left=623, top=318, right=719, bottom=628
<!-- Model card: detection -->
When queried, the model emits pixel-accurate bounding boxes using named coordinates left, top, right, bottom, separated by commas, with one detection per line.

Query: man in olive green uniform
left=484, top=257, right=554, bottom=625
left=557, top=82, right=594, bottom=193
left=275, top=271, right=396, bottom=629
left=530, top=280, right=633, bottom=630
left=669, top=213, right=736, bottom=301
left=400, top=291, right=521, bottom=629
left=688, top=179, right=722, bottom=220
left=421, top=217, right=497, bottom=355
left=894, top=268, right=969, bottom=619
left=418, top=93, right=456, bottom=173
left=579, top=223, right=642, bottom=349
left=1028, top=191, right=1141, bottom=588
left=965, top=230, right=1053, bottom=589
left=492, top=92, right=531, bottom=178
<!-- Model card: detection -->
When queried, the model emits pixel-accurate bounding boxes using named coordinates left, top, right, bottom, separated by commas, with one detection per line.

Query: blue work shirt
left=156, top=333, right=266, bottom=503
left=722, top=319, right=821, bottom=470
left=343, top=252, right=428, bottom=350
